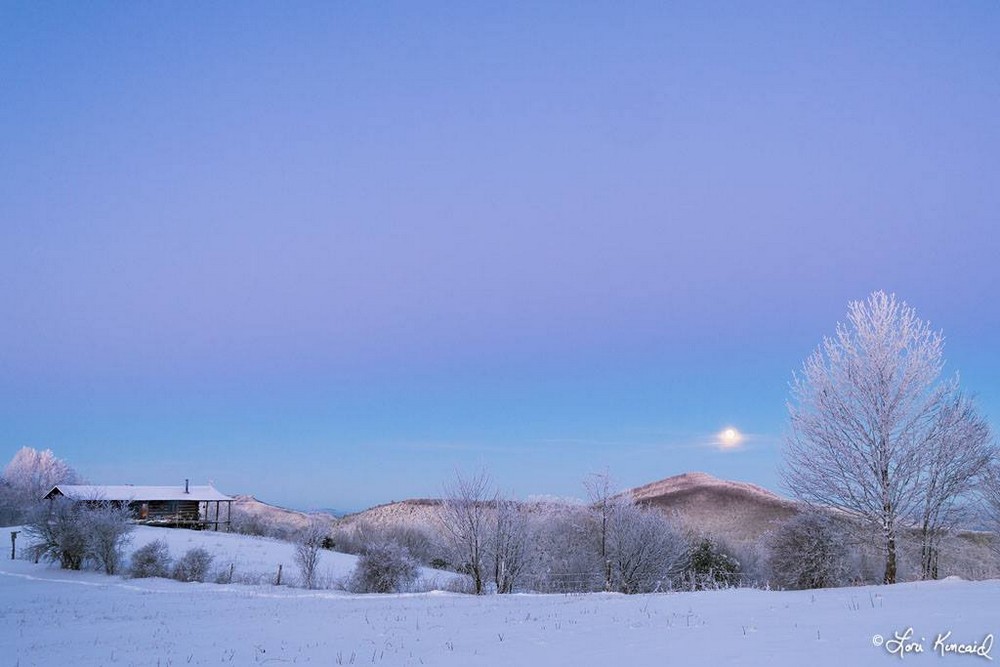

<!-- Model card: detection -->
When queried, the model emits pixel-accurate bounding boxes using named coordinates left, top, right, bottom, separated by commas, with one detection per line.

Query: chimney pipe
left=184, top=479, right=189, bottom=494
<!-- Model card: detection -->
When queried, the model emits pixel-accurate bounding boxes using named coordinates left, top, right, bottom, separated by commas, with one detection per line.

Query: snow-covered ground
left=2, top=527, right=998, bottom=666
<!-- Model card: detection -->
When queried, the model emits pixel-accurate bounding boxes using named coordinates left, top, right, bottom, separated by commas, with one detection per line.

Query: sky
left=2, top=2, right=998, bottom=511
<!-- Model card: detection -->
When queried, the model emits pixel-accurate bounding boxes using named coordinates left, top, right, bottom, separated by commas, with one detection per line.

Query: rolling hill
left=630, top=472, right=800, bottom=543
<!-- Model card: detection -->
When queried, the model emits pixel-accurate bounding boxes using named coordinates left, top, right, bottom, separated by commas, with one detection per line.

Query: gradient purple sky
left=2, top=2, right=998, bottom=510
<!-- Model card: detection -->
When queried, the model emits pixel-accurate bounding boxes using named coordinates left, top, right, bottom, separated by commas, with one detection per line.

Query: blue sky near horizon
left=2, top=2, right=999, bottom=510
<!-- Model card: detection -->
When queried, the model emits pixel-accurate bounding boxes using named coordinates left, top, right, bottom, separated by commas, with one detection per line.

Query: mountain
left=230, top=494, right=338, bottom=537
left=335, top=498, right=444, bottom=534
left=233, top=473, right=800, bottom=547
left=333, top=472, right=801, bottom=547
left=629, top=472, right=800, bottom=543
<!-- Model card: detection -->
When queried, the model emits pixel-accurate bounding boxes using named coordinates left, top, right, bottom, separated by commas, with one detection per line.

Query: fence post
left=10, top=531, right=19, bottom=560
left=275, top=563, right=282, bottom=586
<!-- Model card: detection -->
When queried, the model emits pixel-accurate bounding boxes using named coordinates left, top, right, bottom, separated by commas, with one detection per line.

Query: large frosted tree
left=1, top=447, right=81, bottom=524
left=782, top=291, right=993, bottom=584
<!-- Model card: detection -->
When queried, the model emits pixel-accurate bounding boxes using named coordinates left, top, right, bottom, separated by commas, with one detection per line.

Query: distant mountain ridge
left=331, top=472, right=800, bottom=546
left=628, top=471, right=800, bottom=543
left=232, top=472, right=802, bottom=546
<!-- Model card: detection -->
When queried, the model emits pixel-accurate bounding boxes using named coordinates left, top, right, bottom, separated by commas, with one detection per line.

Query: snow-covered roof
left=45, top=484, right=232, bottom=502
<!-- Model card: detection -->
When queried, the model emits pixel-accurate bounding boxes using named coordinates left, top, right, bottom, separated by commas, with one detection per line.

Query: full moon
left=719, top=427, right=742, bottom=448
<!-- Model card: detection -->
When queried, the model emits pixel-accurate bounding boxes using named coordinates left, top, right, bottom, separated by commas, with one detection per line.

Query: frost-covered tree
left=524, top=502, right=602, bottom=593
left=490, top=496, right=530, bottom=594
left=782, top=291, right=991, bottom=584
left=439, top=468, right=493, bottom=594
left=983, top=463, right=1000, bottom=558
left=606, top=496, right=685, bottom=594
left=294, top=519, right=329, bottom=589
left=584, top=470, right=615, bottom=591
left=767, top=512, right=854, bottom=590
left=1, top=447, right=81, bottom=522
left=915, top=391, right=993, bottom=579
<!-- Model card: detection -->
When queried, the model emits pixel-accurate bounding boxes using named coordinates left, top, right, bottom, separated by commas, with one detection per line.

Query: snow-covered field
left=3, top=527, right=998, bottom=666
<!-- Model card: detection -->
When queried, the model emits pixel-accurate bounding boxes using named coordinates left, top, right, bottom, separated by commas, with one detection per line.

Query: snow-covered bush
left=332, top=521, right=447, bottom=568
left=522, top=506, right=603, bottom=593
left=607, top=497, right=687, bottom=594
left=130, top=539, right=172, bottom=578
left=229, top=509, right=270, bottom=536
left=349, top=541, right=419, bottom=593
left=172, top=547, right=214, bottom=582
left=85, top=501, right=134, bottom=575
left=294, top=520, right=328, bottom=589
left=24, top=498, right=89, bottom=570
left=766, top=512, right=854, bottom=589
left=683, top=537, right=741, bottom=590
left=25, top=497, right=133, bottom=573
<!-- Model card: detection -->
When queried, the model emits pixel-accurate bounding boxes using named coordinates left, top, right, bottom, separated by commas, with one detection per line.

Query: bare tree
left=981, top=462, right=1000, bottom=558
left=916, top=390, right=994, bottom=579
left=783, top=291, right=990, bottom=583
left=584, top=470, right=615, bottom=591
left=523, top=501, right=602, bottom=593
left=606, top=495, right=685, bottom=593
left=438, top=468, right=493, bottom=594
left=294, top=518, right=329, bottom=589
left=490, top=496, right=530, bottom=593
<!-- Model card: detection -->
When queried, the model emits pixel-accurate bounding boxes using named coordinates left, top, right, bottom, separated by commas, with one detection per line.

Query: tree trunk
left=884, top=533, right=897, bottom=584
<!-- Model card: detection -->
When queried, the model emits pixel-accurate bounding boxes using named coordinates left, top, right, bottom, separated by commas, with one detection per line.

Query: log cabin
left=43, top=480, right=233, bottom=530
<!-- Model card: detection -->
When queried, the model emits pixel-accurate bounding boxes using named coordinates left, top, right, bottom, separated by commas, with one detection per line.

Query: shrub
left=683, top=537, right=741, bottom=589
left=24, top=498, right=90, bottom=570
left=766, top=512, right=854, bottom=589
left=86, top=501, right=134, bottom=575
left=349, top=541, right=419, bottom=593
left=130, top=539, right=172, bottom=578
left=607, top=499, right=687, bottom=594
left=295, top=520, right=328, bottom=589
left=25, top=496, right=134, bottom=573
left=172, top=547, right=214, bottom=582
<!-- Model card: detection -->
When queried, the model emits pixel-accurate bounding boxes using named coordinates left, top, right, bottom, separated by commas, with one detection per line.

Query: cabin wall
left=134, top=500, right=201, bottom=522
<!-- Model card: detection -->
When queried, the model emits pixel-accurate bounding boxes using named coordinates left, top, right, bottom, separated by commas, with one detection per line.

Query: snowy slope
left=2, top=529, right=998, bottom=666
left=124, top=525, right=359, bottom=586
